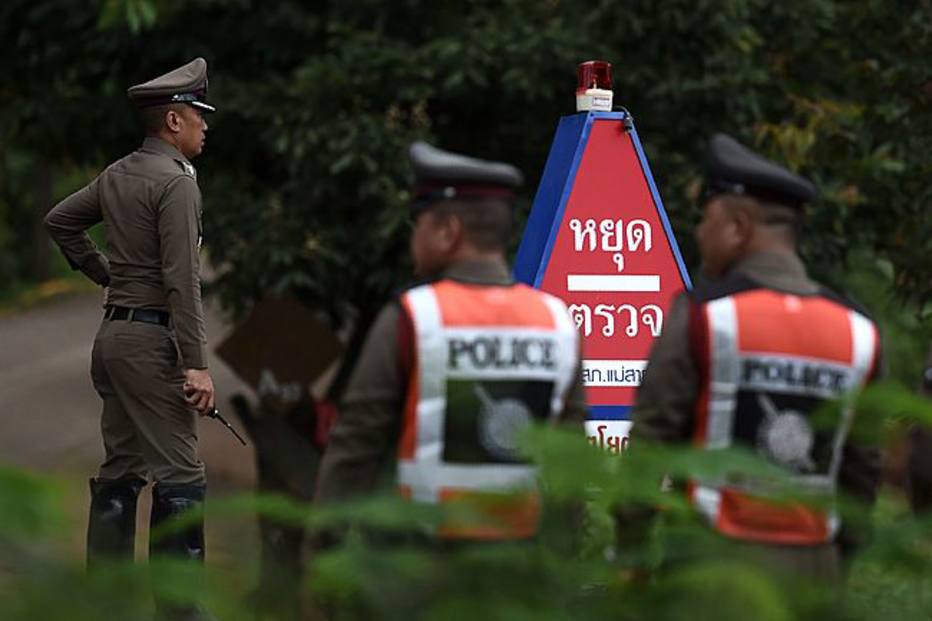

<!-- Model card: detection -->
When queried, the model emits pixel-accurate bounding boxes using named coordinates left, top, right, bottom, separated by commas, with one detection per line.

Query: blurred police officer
left=316, top=142, right=587, bottom=541
left=44, top=58, right=217, bottom=575
left=630, top=134, right=882, bottom=580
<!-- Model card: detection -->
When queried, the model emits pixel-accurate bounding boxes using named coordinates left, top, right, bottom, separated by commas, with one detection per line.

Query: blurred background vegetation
left=1, top=0, right=931, bottom=618
left=1, top=0, right=929, bottom=379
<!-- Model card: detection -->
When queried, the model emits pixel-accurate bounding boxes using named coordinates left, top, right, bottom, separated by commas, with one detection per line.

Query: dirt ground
left=0, top=290, right=261, bottom=567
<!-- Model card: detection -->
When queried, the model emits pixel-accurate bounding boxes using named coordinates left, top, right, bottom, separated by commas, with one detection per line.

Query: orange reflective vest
left=689, top=281, right=880, bottom=545
left=398, top=279, right=579, bottom=540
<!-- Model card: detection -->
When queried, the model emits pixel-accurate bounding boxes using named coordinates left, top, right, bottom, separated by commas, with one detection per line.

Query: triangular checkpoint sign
left=515, top=110, right=692, bottom=448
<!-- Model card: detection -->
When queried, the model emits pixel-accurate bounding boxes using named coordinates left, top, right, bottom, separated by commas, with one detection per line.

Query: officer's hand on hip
left=183, top=368, right=215, bottom=416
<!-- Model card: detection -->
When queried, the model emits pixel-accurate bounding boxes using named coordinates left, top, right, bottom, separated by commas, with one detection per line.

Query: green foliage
left=2, top=3, right=930, bottom=617
left=97, top=0, right=157, bottom=33
left=1, top=0, right=930, bottom=323
left=647, top=561, right=793, bottom=621
left=0, top=467, right=64, bottom=538
left=837, top=252, right=932, bottom=385
left=2, top=382, right=932, bottom=619
left=0, top=150, right=32, bottom=290
left=0, top=149, right=106, bottom=299
left=0, top=1, right=927, bottom=394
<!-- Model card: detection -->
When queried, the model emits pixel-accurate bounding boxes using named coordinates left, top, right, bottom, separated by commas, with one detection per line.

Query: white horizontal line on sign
left=567, top=275, right=660, bottom=292
left=582, top=360, right=648, bottom=387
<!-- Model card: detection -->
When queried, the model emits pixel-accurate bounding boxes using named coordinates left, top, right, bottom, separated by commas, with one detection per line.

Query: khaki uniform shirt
left=45, top=137, right=208, bottom=369
left=632, top=250, right=880, bottom=505
left=316, top=259, right=589, bottom=502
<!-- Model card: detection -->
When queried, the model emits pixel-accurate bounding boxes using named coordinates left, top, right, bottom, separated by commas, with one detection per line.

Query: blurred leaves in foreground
left=2, top=382, right=932, bottom=620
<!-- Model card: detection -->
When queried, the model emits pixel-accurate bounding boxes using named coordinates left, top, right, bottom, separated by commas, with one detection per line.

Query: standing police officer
left=44, top=58, right=216, bottom=572
left=629, top=134, right=882, bottom=580
left=316, top=142, right=587, bottom=541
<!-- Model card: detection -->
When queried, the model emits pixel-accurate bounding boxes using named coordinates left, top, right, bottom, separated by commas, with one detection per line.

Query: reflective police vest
left=689, top=280, right=879, bottom=545
left=398, top=279, right=579, bottom=540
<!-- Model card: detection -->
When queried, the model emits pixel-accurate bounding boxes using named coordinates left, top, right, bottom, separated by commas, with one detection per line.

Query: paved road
left=0, top=290, right=256, bottom=484
left=0, top=291, right=259, bottom=563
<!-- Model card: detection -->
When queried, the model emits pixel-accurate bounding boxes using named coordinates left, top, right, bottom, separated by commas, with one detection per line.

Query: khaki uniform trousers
left=90, top=317, right=205, bottom=485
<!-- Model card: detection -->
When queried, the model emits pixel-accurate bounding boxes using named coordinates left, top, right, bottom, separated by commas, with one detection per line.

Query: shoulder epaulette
left=178, top=160, right=197, bottom=179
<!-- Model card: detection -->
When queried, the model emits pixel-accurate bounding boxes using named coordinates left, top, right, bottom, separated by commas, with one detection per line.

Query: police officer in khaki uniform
left=627, top=134, right=882, bottom=582
left=316, top=143, right=587, bottom=540
left=44, top=58, right=217, bottom=573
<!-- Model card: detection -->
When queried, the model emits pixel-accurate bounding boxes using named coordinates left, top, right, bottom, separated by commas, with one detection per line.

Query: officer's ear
left=724, top=197, right=755, bottom=245
left=734, top=207, right=754, bottom=240
left=164, top=106, right=185, bottom=133
left=427, top=204, right=461, bottom=249
left=441, top=211, right=466, bottom=251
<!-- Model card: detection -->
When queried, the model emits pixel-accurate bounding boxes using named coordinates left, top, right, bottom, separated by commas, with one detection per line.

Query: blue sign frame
left=515, top=110, right=692, bottom=290
left=513, top=110, right=692, bottom=422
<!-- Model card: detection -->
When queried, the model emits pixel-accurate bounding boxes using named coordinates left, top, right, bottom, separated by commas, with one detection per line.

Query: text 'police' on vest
left=447, top=336, right=557, bottom=371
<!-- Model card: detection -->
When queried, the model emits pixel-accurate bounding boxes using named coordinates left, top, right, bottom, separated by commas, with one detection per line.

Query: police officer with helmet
left=44, top=58, right=218, bottom=603
left=629, top=134, right=883, bottom=580
left=316, top=142, right=588, bottom=540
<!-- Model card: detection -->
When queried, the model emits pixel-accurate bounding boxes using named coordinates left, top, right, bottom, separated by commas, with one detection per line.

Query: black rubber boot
left=149, top=482, right=215, bottom=621
left=86, top=477, right=146, bottom=567
left=149, top=482, right=206, bottom=562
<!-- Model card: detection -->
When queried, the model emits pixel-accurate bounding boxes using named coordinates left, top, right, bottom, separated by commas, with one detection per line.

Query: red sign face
left=515, top=112, right=691, bottom=423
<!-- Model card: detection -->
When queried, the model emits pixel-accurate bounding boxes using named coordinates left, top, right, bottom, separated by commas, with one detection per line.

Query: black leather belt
left=105, top=305, right=170, bottom=327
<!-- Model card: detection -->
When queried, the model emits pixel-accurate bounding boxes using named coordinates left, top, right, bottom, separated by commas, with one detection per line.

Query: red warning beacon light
left=515, top=57, right=692, bottom=436
left=576, top=60, right=613, bottom=112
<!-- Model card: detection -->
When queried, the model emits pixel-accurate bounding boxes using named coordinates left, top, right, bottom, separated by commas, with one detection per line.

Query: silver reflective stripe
left=804, top=311, right=878, bottom=540
left=541, top=293, right=581, bottom=421
left=705, top=297, right=740, bottom=449
left=400, top=284, right=574, bottom=505
left=693, top=485, right=722, bottom=526
left=792, top=474, right=837, bottom=491
left=848, top=311, right=877, bottom=386
left=695, top=297, right=877, bottom=543
left=404, top=286, right=446, bottom=464
left=827, top=311, right=878, bottom=483
left=398, top=460, right=537, bottom=503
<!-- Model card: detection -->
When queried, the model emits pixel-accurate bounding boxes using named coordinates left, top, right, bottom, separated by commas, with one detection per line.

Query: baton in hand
left=208, top=407, right=247, bottom=446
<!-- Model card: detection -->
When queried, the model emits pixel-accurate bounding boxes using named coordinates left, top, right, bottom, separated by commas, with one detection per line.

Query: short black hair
left=140, top=103, right=186, bottom=135
left=758, top=200, right=804, bottom=236
left=431, top=198, right=513, bottom=252
left=721, top=194, right=804, bottom=240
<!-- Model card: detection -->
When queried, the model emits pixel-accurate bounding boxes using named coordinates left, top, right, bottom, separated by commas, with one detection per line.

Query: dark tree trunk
left=326, top=295, right=388, bottom=403
left=32, top=162, right=54, bottom=281
left=229, top=394, right=320, bottom=620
